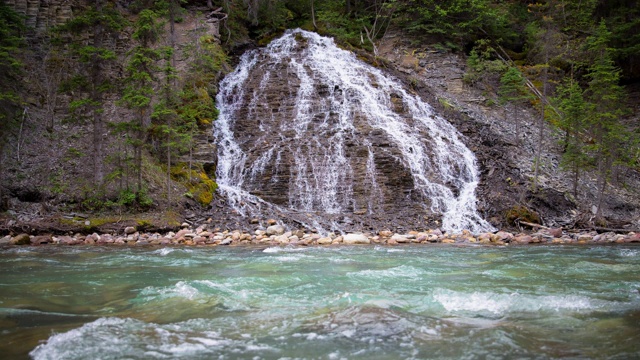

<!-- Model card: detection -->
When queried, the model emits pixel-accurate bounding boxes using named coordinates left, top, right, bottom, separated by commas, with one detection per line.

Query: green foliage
left=464, top=40, right=506, bottom=85
left=498, top=66, right=529, bottom=104
left=185, top=35, right=229, bottom=89
left=177, top=87, right=218, bottom=130
left=505, top=205, right=541, bottom=226
left=392, top=0, right=515, bottom=47
left=553, top=77, right=591, bottom=195
left=170, top=163, right=217, bottom=206
left=0, top=2, right=24, bottom=124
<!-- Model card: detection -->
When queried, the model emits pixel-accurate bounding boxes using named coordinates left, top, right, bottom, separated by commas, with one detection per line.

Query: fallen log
left=518, top=221, right=548, bottom=229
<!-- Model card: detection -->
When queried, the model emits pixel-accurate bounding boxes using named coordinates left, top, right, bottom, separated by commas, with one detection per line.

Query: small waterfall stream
left=215, top=29, right=494, bottom=233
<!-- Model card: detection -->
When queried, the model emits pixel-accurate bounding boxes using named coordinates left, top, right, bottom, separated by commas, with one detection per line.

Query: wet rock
left=317, top=237, right=332, bottom=245
left=578, top=234, right=593, bottom=243
left=10, top=234, right=31, bottom=245
left=492, top=231, right=513, bottom=243
left=31, top=235, right=52, bottom=245
left=220, top=238, right=232, bottom=245
left=274, top=235, right=290, bottom=244
left=390, top=234, right=409, bottom=243
left=478, top=233, right=491, bottom=244
left=547, top=228, right=563, bottom=238
left=343, top=233, right=370, bottom=245
left=266, top=225, right=285, bottom=236
left=0, top=235, right=11, bottom=245
left=514, top=235, right=532, bottom=244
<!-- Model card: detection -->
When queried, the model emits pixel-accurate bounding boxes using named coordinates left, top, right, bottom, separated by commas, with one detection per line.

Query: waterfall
left=214, top=29, right=495, bottom=234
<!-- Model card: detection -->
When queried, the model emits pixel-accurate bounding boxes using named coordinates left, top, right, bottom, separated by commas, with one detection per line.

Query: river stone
left=31, top=235, right=52, bottom=245
left=390, top=234, right=410, bottom=243
left=274, top=235, right=290, bottom=244
left=547, top=228, right=563, bottom=238
left=220, top=238, right=232, bottom=245
left=266, top=225, right=285, bottom=236
left=379, top=230, right=393, bottom=237
left=343, top=233, right=370, bottom=245
left=317, top=237, right=332, bottom=245
left=515, top=235, right=532, bottom=244
left=124, top=226, right=136, bottom=234
left=0, top=235, right=11, bottom=245
left=10, top=234, right=31, bottom=245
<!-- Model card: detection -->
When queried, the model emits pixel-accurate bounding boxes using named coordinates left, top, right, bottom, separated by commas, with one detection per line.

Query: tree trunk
left=311, top=0, right=317, bottom=31
left=168, top=0, right=177, bottom=200
left=0, top=143, right=5, bottom=211
left=207, top=0, right=213, bottom=9
left=91, top=0, right=105, bottom=186
left=533, top=56, right=548, bottom=192
left=595, top=154, right=610, bottom=218
left=514, top=103, right=520, bottom=145
left=572, top=165, right=579, bottom=199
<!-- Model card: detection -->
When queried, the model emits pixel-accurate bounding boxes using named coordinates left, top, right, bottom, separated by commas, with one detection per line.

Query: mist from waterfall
left=214, top=29, right=494, bottom=234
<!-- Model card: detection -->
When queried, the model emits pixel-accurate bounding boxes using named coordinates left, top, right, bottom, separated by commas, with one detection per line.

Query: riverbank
left=2, top=221, right=639, bottom=246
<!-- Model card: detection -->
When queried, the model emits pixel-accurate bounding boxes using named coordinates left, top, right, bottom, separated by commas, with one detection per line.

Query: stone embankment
left=1, top=219, right=639, bottom=246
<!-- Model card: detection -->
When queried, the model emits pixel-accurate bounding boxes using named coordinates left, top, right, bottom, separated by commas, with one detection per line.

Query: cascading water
left=215, top=29, right=494, bottom=233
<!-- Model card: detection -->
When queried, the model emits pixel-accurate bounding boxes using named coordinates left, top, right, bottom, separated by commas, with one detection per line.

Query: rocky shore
left=2, top=219, right=639, bottom=247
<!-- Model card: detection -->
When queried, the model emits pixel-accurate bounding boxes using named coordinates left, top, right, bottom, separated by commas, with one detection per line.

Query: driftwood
left=592, top=226, right=640, bottom=233
left=518, top=221, right=548, bottom=229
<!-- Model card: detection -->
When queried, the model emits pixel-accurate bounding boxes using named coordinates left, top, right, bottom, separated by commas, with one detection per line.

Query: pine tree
left=58, top=1, right=126, bottom=186
left=0, top=3, right=24, bottom=210
left=554, top=77, right=591, bottom=199
left=498, top=66, right=531, bottom=145
left=120, top=9, right=162, bottom=195
left=584, top=20, right=630, bottom=218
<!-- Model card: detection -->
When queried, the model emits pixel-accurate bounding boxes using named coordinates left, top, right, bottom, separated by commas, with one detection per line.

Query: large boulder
left=343, top=233, right=370, bottom=245
left=266, top=225, right=285, bottom=236
left=10, top=234, right=31, bottom=245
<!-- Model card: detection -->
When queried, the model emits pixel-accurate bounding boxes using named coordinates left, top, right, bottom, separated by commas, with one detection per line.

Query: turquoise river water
left=1, top=245, right=639, bottom=359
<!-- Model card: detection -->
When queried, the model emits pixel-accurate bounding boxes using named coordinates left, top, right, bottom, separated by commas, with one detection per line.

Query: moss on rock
left=170, top=163, right=217, bottom=207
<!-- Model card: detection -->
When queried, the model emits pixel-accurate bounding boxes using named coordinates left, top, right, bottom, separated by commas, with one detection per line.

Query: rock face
left=5, top=0, right=73, bottom=33
left=214, top=29, right=494, bottom=234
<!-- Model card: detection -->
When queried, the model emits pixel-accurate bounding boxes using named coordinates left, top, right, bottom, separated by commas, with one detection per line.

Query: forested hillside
left=0, top=0, right=638, bottom=231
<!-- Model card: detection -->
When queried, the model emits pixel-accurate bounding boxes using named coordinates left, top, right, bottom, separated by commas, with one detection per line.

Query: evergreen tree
left=584, top=20, right=630, bottom=217
left=554, top=77, right=590, bottom=199
left=58, top=1, right=126, bottom=186
left=498, top=66, right=531, bottom=145
left=120, top=9, right=163, bottom=194
left=0, top=3, right=24, bottom=209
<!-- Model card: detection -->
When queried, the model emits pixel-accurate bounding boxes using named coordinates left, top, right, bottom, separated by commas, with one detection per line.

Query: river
left=1, top=245, right=639, bottom=359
